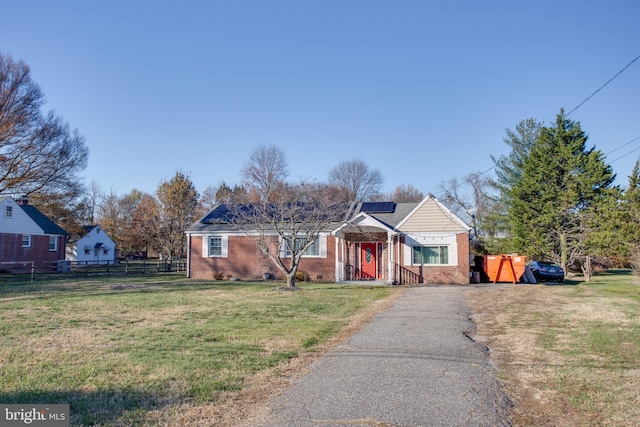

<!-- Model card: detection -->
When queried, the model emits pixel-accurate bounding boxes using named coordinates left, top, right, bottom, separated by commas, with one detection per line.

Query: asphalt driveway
left=253, top=285, right=511, bottom=427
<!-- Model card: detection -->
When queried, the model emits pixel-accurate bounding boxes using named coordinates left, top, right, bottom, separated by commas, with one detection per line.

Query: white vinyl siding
left=403, top=233, right=458, bottom=266
left=0, top=199, right=42, bottom=235
left=398, top=197, right=470, bottom=233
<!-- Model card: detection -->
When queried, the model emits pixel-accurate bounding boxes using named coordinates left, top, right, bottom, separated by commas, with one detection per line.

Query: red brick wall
left=0, top=233, right=66, bottom=269
left=188, top=232, right=470, bottom=285
left=189, top=235, right=336, bottom=282
left=398, top=232, right=470, bottom=285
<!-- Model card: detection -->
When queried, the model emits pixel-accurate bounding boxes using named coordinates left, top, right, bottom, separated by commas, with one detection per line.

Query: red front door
left=359, top=243, right=377, bottom=279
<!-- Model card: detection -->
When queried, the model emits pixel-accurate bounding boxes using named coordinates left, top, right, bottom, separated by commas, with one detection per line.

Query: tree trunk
left=583, top=256, right=592, bottom=282
left=560, top=232, right=568, bottom=271
left=285, top=273, right=296, bottom=288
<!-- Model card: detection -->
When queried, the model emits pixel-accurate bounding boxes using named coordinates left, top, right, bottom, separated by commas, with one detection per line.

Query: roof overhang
left=332, top=212, right=397, bottom=237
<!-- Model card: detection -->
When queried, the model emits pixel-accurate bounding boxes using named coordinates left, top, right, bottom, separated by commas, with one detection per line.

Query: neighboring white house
left=66, top=225, right=116, bottom=264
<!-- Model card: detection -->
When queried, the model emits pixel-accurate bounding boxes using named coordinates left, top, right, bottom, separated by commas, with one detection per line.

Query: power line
left=604, top=135, right=640, bottom=156
left=567, top=54, right=640, bottom=116
left=609, top=145, right=640, bottom=164
left=435, top=55, right=640, bottom=197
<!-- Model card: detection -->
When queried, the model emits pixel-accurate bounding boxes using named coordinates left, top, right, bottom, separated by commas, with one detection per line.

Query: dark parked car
left=527, top=261, right=564, bottom=282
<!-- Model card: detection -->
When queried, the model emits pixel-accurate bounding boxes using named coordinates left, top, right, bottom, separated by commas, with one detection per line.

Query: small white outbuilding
left=66, top=225, right=116, bottom=264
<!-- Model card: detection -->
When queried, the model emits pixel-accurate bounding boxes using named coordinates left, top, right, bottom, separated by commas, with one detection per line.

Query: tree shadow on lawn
left=541, top=279, right=580, bottom=286
left=0, top=387, right=176, bottom=426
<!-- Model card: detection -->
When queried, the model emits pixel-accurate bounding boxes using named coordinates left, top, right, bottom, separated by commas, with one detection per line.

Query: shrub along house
left=0, top=196, right=68, bottom=271
left=186, top=194, right=471, bottom=285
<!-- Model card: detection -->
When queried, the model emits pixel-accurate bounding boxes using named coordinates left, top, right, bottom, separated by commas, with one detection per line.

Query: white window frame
left=22, top=234, right=32, bottom=248
left=49, top=236, right=57, bottom=252
left=84, top=245, right=91, bottom=255
left=280, top=235, right=327, bottom=258
left=203, top=235, right=228, bottom=258
left=5, top=206, right=12, bottom=217
left=411, top=245, right=450, bottom=266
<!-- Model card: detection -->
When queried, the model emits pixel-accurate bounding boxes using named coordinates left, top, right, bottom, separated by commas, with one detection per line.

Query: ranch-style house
left=185, top=194, right=471, bottom=285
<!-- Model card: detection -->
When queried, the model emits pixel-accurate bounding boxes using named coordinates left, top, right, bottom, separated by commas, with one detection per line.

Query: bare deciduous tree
left=437, top=171, right=493, bottom=241
left=97, top=190, right=126, bottom=251
left=232, top=180, right=350, bottom=288
left=385, top=184, right=424, bottom=202
left=0, top=53, right=88, bottom=196
left=328, top=159, right=383, bottom=202
left=241, top=145, right=288, bottom=202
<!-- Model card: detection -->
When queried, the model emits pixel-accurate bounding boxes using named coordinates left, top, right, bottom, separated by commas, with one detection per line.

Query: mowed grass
left=0, top=275, right=396, bottom=426
left=467, top=270, right=640, bottom=426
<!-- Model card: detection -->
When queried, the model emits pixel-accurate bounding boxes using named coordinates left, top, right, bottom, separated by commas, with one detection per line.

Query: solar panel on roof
left=361, top=202, right=396, bottom=213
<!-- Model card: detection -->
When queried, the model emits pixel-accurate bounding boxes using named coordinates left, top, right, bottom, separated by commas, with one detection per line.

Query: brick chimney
left=19, top=197, right=28, bottom=206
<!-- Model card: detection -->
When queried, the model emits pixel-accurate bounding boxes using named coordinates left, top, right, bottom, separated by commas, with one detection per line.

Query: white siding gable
left=0, top=198, right=43, bottom=235
left=70, top=226, right=116, bottom=262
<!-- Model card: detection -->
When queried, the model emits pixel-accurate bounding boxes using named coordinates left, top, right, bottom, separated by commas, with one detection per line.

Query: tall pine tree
left=510, top=110, right=615, bottom=271
left=488, top=118, right=543, bottom=253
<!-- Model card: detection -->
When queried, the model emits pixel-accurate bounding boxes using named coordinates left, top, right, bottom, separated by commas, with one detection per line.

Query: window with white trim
left=22, top=235, right=31, bottom=248
left=282, top=239, right=319, bottom=257
left=412, top=245, right=449, bottom=265
left=49, top=236, right=57, bottom=251
left=84, top=245, right=91, bottom=255
left=5, top=206, right=12, bottom=217
left=209, top=236, right=223, bottom=256
left=205, top=235, right=228, bottom=257
left=280, top=235, right=326, bottom=258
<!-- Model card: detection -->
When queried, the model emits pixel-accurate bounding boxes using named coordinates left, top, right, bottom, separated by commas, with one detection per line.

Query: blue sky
left=2, top=1, right=639, bottom=198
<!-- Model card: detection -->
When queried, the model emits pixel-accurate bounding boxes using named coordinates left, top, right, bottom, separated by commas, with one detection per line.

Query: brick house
left=186, top=194, right=471, bottom=285
left=0, top=197, right=68, bottom=270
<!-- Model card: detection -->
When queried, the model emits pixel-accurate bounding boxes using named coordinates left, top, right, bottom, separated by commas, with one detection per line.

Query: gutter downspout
left=186, top=233, right=191, bottom=278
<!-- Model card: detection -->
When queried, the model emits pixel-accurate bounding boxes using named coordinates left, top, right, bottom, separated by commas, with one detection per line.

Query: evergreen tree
left=621, top=160, right=640, bottom=270
left=510, top=110, right=615, bottom=271
left=488, top=118, right=543, bottom=252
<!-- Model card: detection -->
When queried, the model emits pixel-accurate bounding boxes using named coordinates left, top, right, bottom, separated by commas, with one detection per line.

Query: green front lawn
left=0, top=276, right=396, bottom=426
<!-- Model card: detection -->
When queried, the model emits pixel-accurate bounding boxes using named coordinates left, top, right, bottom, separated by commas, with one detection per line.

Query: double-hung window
left=5, top=206, right=12, bottom=217
left=281, top=236, right=325, bottom=258
left=49, top=236, right=57, bottom=251
left=282, top=238, right=319, bottom=257
left=209, top=236, right=223, bottom=256
left=412, top=245, right=449, bottom=265
left=22, top=235, right=31, bottom=248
